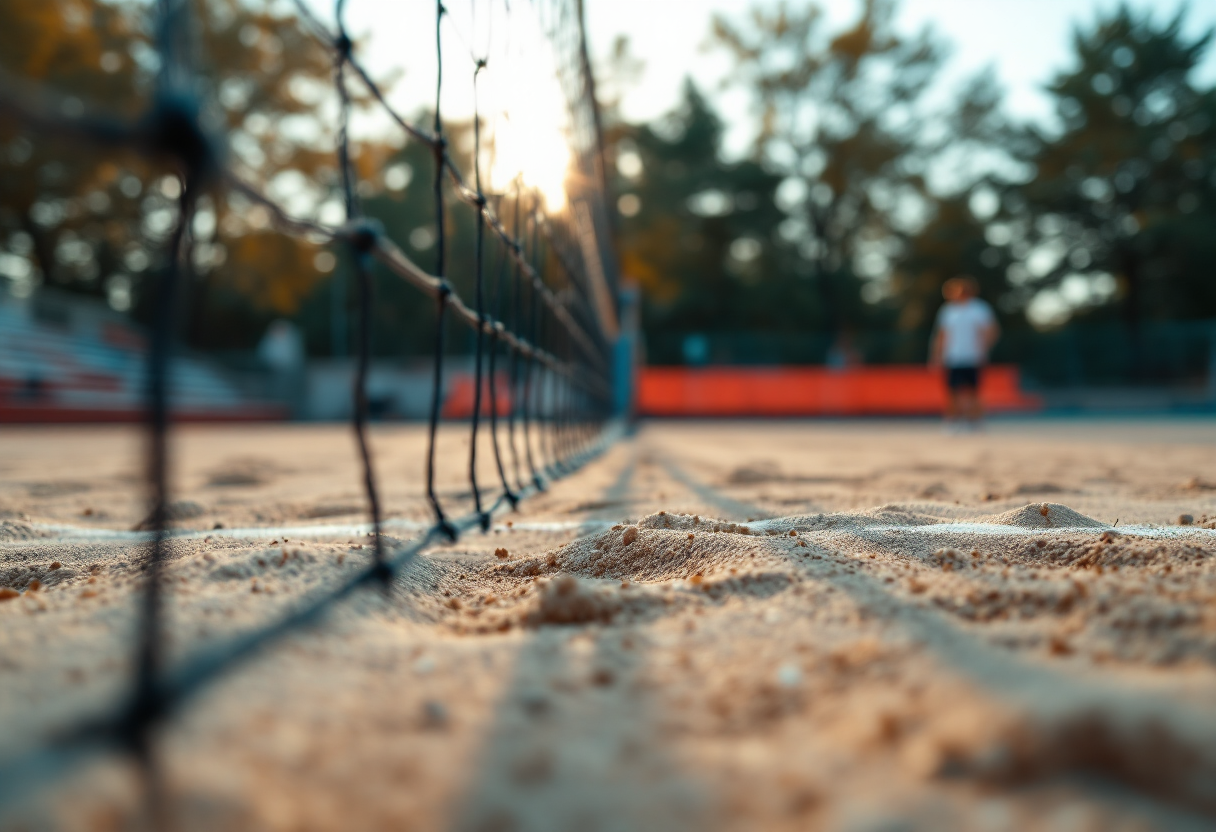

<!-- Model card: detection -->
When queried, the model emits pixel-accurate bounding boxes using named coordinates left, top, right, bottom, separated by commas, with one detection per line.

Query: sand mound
left=751, top=507, right=949, bottom=536
left=1, top=560, right=80, bottom=591
left=856, top=505, right=958, bottom=526
left=550, top=513, right=769, bottom=583
left=465, top=513, right=801, bottom=633
left=523, top=575, right=623, bottom=625
left=985, top=502, right=1105, bottom=529
left=0, top=520, right=42, bottom=541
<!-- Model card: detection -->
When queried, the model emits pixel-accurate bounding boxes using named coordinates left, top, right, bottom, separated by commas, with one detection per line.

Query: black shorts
left=946, top=366, right=980, bottom=390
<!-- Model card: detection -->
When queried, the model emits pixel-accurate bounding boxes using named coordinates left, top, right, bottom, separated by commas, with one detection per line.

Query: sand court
left=2, top=419, right=1216, bottom=830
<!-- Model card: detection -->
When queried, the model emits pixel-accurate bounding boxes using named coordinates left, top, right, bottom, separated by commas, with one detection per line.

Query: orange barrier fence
left=637, top=365, right=1041, bottom=417
left=440, top=373, right=514, bottom=419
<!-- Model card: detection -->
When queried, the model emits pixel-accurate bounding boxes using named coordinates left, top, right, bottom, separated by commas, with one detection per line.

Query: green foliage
left=616, top=0, right=1216, bottom=352
left=710, top=0, right=946, bottom=303
left=615, top=0, right=1003, bottom=341
left=613, top=82, right=797, bottom=333
left=891, top=193, right=1015, bottom=332
left=1009, top=3, right=1216, bottom=327
left=6, top=0, right=1216, bottom=369
left=0, top=0, right=371, bottom=352
left=0, top=0, right=151, bottom=303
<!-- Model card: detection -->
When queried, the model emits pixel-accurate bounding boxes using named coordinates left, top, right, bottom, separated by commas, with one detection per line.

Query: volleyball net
left=0, top=0, right=622, bottom=811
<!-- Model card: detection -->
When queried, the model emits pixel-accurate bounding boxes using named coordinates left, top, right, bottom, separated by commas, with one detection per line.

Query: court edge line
left=11, top=518, right=1216, bottom=545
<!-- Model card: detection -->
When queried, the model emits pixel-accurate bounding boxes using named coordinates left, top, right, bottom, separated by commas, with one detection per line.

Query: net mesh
left=0, top=0, right=619, bottom=811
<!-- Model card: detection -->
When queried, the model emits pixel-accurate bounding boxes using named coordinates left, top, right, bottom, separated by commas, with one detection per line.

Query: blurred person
left=929, top=276, right=998, bottom=432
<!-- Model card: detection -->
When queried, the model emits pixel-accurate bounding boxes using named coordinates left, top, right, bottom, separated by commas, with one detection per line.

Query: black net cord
left=537, top=220, right=556, bottom=475
left=485, top=195, right=517, bottom=507
left=519, top=203, right=541, bottom=491
left=506, top=193, right=524, bottom=493
left=350, top=242, right=386, bottom=573
left=131, top=1, right=209, bottom=822
left=131, top=168, right=198, bottom=831
left=569, top=344, right=583, bottom=460
left=333, top=6, right=386, bottom=574
left=0, top=0, right=621, bottom=811
left=534, top=225, right=557, bottom=479
left=426, top=282, right=457, bottom=537
left=466, top=58, right=489, bottom=528
left=554, top=326, right=570, bottom=465
left=537, top=302, right=555, bottom=478
left=554, top=336, right=569, bottom=465
left=135, top=179, right=194, bottom=702
left=424, top=0, right=457, bottom=538
left=549, top=364, right=563, bottom=474
left=566, top=328, right=577, bottom=462
left=525, top=200, right=546, bottom=487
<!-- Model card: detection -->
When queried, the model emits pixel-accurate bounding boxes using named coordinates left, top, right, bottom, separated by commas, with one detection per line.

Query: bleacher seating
left=0, top=294, right=284, bottom=422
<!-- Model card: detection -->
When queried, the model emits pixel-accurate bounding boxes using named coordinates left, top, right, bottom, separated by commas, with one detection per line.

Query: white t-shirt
left=935, top=298, right=995, bottom=368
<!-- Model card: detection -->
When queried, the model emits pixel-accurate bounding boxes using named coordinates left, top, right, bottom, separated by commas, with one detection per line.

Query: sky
left=329, top=0, right=1216, bottom=160
left=582, top=0, right=1216, bottom=156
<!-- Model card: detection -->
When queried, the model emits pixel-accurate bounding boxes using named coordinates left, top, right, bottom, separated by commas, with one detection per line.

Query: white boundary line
left=16, top=517, right=1213, bottom=544
left=8, top=517, right=609, bottom=544
left=746, top=518, right=1216, bottom=540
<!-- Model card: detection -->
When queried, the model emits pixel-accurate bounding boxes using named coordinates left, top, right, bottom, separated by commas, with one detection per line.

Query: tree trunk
left=807, top=202, right=839, bottom=339
left=1118, top=245, right=1144, bottom=381
left=20, top=211, right=56, bottom=289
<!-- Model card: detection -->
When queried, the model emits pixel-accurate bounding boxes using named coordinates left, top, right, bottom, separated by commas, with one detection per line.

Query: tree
left=599, top=7, right=1014, bottom=362
left=611, top=81, right=792, bottom=342
left=1013, top=4, right=1216, bottom=329
left=710, top=0, right=944, bottom=331
left=0, top=0, right=149, bottom=302
left=184, top=0, right=345, bottom=348
left=0, top=0, right=387, bottom=353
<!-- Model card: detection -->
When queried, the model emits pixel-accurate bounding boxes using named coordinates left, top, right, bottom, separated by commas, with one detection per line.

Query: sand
left=2, top=418, right=1216, bottom=831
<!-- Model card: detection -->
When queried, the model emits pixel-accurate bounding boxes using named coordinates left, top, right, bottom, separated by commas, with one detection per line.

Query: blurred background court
left=4, top=0, right=1216, bottom=421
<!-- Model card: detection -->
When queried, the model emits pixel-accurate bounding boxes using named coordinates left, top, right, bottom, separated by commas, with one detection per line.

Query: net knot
left=368, top=559, right=393, bottom=586
left=345, top=218, right=383, bottom=253
left=437, top=279, right=453, bottom=299
left=435, top=517, right=458, bottom=541
left=334, top=32, right=354, bottom=59
left=141, top=90, right=218, bottom=182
